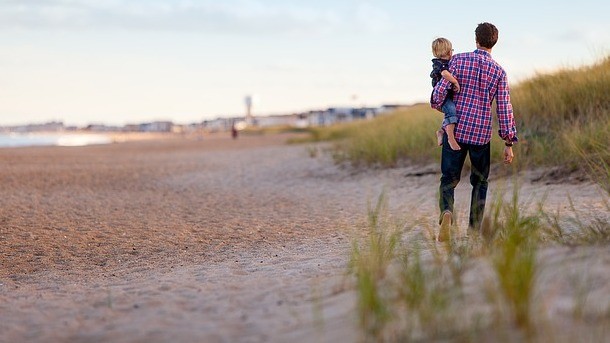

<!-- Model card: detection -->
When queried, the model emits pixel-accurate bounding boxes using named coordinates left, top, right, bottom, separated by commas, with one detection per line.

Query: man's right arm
left=431, top=78, right=451, bottom=111
left=441, top=70, right=460, bottom=92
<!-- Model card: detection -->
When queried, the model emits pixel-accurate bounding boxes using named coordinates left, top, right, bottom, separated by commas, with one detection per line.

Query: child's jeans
left=441, top=98, right=458, bottom=128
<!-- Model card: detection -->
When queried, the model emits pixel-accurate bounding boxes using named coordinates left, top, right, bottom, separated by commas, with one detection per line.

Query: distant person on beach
left=430, top=37, right=461, bottom=151
left=431, top=22, right=518, bottom=241
left=231, top=123, right=238, bottom=139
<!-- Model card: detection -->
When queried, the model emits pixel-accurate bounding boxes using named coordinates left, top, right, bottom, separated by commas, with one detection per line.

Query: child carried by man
left=430, top=37, right=461, bottom=151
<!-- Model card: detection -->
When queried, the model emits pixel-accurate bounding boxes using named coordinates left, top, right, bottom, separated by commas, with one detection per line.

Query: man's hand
left=453, top=83, right=460, bottom=93
left=503, top=146, right=514, bottom=164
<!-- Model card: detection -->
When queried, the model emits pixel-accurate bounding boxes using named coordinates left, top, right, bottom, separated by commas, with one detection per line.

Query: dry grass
left=297, top=56, right=609, bottom=172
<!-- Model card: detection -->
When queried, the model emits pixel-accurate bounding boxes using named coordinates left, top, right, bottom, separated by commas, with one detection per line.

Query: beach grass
left=348, top=184, right=610, bottom=341
left=335, top=55, right=610, bottom=341
left=293, top=104, right=442, bottom=167
left=486, top=187, right=539, bottom=332
left=349, top=193, right=400, bottom=338
left=512, top=55, right=610, bottom=171
left=297, top=56, right=609, bottom=171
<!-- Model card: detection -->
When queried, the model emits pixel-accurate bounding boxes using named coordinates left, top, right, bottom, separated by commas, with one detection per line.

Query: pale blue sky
left=1, top=0, right=608, bottom=126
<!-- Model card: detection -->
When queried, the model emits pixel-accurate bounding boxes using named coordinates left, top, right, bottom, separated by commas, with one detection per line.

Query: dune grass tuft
left=483, top=186, right=539, bottom=331
left=349, top=193, right=400, bottom=339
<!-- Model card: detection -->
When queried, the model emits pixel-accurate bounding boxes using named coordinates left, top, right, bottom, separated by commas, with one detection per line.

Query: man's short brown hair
left=475, top=22, right=498, bottom=49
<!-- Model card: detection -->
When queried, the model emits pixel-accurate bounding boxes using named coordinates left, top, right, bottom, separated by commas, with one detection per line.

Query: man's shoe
left=438, top=211, right=452, bottom=242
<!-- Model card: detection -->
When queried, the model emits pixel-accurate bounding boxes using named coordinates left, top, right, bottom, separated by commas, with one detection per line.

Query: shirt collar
left=474, top=49, right=492, bottom=58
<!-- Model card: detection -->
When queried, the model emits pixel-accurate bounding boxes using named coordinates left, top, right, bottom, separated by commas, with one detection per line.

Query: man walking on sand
left=431, top=22, right=518, bottom=241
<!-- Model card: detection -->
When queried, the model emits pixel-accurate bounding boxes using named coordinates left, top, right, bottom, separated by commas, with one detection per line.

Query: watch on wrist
left=505, top=141, right=514, bottom=147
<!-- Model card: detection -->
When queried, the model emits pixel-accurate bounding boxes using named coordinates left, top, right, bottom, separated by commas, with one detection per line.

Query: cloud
left=0, top=0, right=346, bottom=34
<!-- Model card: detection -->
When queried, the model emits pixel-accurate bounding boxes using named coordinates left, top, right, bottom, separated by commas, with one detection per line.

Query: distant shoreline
left=0, top=131, right=183, bottom=148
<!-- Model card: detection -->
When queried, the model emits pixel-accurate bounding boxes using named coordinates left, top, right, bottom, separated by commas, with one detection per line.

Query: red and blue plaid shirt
left=431, top=49, right=518, bottom=145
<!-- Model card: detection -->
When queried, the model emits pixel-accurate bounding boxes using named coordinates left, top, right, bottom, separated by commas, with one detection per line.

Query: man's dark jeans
left=439, top=133, right=490, bottom=229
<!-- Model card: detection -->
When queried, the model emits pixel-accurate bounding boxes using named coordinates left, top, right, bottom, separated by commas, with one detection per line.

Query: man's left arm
left=496, top=73, right=518, bottom=143
left=496, top=73, right=518, bottom=164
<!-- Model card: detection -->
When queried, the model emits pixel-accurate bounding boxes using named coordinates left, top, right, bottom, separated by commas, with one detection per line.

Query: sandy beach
left=0, top=133, right=608, bottom=342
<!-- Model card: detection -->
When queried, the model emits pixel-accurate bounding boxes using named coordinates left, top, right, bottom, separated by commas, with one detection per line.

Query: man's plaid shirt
left=431, top=49, right=518, bottom=145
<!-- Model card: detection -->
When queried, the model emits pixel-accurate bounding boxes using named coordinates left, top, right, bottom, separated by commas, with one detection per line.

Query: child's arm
left=441, top=70, right=460, bottom=92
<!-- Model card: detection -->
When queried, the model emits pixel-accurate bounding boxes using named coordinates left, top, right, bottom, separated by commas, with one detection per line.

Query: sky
left=1, top=0, right=609, bottom=126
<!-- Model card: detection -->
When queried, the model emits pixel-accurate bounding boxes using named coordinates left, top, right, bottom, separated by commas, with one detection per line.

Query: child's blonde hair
left=432, top=37, right=453, bottom=58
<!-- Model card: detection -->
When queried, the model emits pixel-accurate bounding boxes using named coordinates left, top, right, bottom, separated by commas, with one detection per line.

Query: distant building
left=256, top=114, right=298, bottom=128
left=352, top=107, right=378, bottom=120
left=140, top=121, right=173, bottom=132
left=203, top=117, right=241, bottom=132
left=300, top=106, right=383, bottom=127
left=9, top=121, right=65, bottom=133
left=304, top=110, right=328, bottom=127
left=123, top=124, right=141, bottom=132
left=84, top=124, right=122, bottom=132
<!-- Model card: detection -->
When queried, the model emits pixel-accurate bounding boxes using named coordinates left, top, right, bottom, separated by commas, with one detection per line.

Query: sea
left=0, top=133, right=112, bottom=148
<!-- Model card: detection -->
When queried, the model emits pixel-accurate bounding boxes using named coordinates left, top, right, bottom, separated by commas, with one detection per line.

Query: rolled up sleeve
left=496, top=74, right=518, bottom=142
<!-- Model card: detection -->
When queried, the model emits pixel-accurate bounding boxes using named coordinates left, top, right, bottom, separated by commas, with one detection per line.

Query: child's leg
left=436, top=128, right=443, bottom=146
left=441, top=98, right=461, bottom=150
left=445, top=123, right=461, bottom=150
